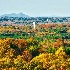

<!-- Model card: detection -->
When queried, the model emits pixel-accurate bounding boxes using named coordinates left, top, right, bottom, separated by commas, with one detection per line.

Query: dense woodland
left=0, top=17, right=70, bottom=25
left=0, top=23, right=70, bottom=70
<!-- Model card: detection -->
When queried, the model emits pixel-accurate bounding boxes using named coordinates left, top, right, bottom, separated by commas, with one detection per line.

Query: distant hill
left=0, top=12, right=30, bottom=18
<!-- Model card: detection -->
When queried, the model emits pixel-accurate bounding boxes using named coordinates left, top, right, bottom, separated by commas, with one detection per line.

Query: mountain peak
left=19, top=12, right=23, bottom=14
left=0, top=13, right=30, bottom=18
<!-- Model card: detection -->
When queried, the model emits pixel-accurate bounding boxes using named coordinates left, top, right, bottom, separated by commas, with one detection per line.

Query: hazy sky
left=0, top=0, right=70, bottom=17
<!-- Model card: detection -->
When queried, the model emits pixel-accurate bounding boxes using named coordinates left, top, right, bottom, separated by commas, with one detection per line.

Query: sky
left=0, top=0, right=70, bottom=17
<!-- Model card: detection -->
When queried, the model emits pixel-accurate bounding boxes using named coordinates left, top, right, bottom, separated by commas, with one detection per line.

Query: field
left=0, top=23, right=70, bottom=70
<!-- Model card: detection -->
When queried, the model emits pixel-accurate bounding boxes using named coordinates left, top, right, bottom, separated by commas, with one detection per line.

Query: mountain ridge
left=0, top=12, right=30, bottom=18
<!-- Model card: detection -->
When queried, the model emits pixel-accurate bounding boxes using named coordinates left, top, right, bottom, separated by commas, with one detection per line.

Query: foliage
left=0, top=24, right=70, bottom=70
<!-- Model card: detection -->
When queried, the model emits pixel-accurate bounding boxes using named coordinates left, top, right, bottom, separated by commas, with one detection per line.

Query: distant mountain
left=0, top=12, right=30, bottom=18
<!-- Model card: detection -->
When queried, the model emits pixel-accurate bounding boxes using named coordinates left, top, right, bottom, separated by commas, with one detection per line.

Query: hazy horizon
left=0, top=0, right=70, bottom=17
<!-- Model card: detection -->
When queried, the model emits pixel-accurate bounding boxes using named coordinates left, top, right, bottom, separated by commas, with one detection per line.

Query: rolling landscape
left=0, top=13, right=70, bottom=70
left=0, top=0, right=70, bottom=70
